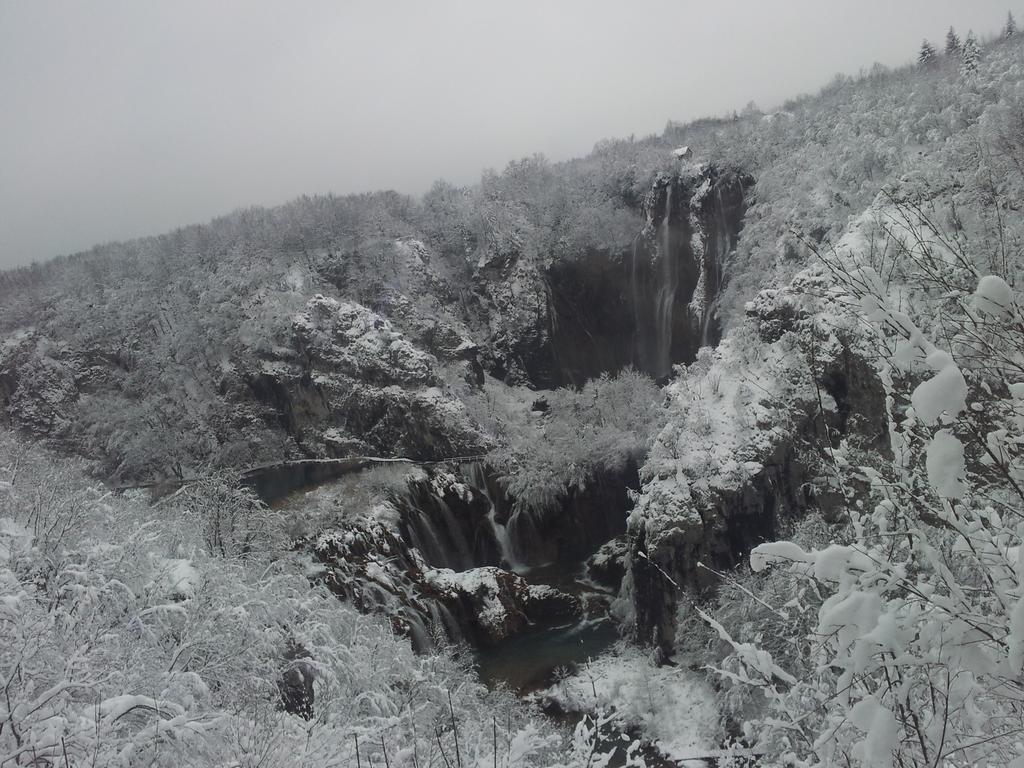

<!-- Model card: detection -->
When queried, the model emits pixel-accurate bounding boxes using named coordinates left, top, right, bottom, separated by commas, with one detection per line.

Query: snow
left=973, top=275, right=1014, bottom=318
left=292, top=295, right=435, bottom=384
left=751, top=541, right=875, bottom=582
left=151, top=557, right=199, bottom=599
left=926, top=430, right=967, bottom=498
left=749, top=540, right=812, bottom=572
left=849, top=695, right=899, bottom=768
left=910, top=350, right=967, bottom=425
left=99, top=694, right=186, bottom=724
left=543, top=645, right=719, bottom=764
left=672, top=145, right=692, bottom=158
left=633, top=314, right=835, bottom=542
left=424, top=566, right=520, bottom=630
left=0, top=517, right=31, bottom=560
left=284, top=265, right=307, bottom=291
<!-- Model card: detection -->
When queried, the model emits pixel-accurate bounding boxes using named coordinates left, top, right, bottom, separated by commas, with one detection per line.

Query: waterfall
left=699, top=187, right=730, bottom=349
left=462, top=462, right=525, bottom=571
left=427, top=600, right=464, bottom=645
left=490, top=506, right=524, bottom=572
left=405, top=609, right=432, bottom=653
left=505, top=507, right=545, bottom=569
left=653, top=183, right=678, bottom=378
left=405, top=507, right=450, bottom=568
left=403, top=494, right=475, bottom=571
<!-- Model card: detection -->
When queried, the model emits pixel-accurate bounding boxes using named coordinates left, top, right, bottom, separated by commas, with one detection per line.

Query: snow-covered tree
left=703, top=200, right=1024, bottom=767
left=917, top=39, right=936, bottom=66
left=962, top=30, right=981, bottom=75
left=945, top=26, right=962, bottom=55
left=1006, top=11, right=1017, bottom=38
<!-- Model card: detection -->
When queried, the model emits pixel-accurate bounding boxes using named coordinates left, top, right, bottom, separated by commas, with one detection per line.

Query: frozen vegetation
left=5, top=14, right=1024, bottom=768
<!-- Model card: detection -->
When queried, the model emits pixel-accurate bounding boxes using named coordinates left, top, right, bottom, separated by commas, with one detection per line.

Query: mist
left=0, top=0, right=1013, bottom=267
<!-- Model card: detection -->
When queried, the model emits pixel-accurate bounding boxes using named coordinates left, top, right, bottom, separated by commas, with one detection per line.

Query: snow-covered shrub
left=176, top=474, right=280, bottom=558
left=279, top=462, right=413, bottom=541
left=707, top=207, right=1024, bottom=766
left=470, top=369, right=664, bottom=511
left=551, top=646, right=718, bottom=765
left=0, top=434, right=566, bottom=766
left=677, top=515, right=835, bottom=723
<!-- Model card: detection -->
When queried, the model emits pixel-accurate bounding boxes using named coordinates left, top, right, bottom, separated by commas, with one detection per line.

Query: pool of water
left=475, top=617, right=620, bottom=694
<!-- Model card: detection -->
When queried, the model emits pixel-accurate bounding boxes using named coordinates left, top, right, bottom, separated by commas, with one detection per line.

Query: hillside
left=3, top=22, right=1024, bottom=768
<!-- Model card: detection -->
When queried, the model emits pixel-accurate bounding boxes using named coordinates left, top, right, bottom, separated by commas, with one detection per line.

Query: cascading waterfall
left=436, top=498, right=475, bottom=569
left=428, top=600, right=464, bottom=645
left=405, top=506, right=451, bottom=568
left=404, top=495, right=475, bottom=571
left=488, top=506, right=523, bottom=571
left=405, top=610, right=432, bottom=653
left=505, top=507, right=544, bottom=568
left=653, top=183, right=678, bottom=378
left=461, top=462, right=524, bottom=571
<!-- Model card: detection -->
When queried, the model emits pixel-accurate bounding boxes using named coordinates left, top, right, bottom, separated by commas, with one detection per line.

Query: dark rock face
left=467, top=165, right=751, bottom=389
left=425, top=567, right=581, bottom=646
left=820, top=346, right=891, bottom=456
left=587, top=537, right=628, bottom=588
left=0, top=336, right=79, bottom=439
left=540, top=167, right=752, bottom=387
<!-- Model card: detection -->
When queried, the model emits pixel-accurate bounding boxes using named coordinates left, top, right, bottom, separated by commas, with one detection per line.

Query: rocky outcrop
left=623, top=271, right=887, bottom=656
left=0, top=238, right=490, bottom=482
left=243, top=295, right=486, bottom=461
left=628, top=431, right=818, bottom=656
left=478, top=165, right=752, bottom=388
left=307, top=465, right=585, bottom=650
left=587, top=537, right=628, bottom=588
left=553, top=165, right=751, bottom=384
left=425, top=567, right=580, bottom=646
left=0, top=332, right=81, bottom=438
left=278, top=639, right=315, bottom=719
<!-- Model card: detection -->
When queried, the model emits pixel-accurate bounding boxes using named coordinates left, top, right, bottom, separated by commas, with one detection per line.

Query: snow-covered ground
left=542, top=645, right=720, bottom=764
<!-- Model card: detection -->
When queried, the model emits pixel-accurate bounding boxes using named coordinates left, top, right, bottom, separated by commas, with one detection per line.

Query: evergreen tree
left=918, top=38, right=936, bottom=66
left=945, top=26, right=962, bottom=55
left=1006, top=11, right=1017, bottom=38
left=961, top=30, right=981, bottom=75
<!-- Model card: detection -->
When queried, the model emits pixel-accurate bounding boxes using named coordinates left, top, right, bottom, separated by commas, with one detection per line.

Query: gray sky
left=0, top=0, right=1014, bottom=267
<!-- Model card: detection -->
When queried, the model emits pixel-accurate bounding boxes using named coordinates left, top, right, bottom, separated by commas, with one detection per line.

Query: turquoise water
left=475, top=617, right=620, bottom=694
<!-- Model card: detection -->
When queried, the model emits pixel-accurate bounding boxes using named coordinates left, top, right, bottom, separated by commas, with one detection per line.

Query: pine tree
left=1006, top=11, right=1017, bottom=38
left=945, top=26, right=962, bottom=55
left=961, top=30, right=981, bottom=75
left=918, top=38, right=937, bottom=66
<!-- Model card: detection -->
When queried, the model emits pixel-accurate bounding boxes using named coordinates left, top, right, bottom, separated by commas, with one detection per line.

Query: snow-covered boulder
left=425, top=566, right=580, bottom=645
left=624, top=263, right=887, bottom=654
left=292, top=295, right=434, bottom=385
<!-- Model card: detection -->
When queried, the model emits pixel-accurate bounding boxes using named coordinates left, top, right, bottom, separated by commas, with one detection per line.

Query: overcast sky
left=0, top=1, right=1015, bottom=267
